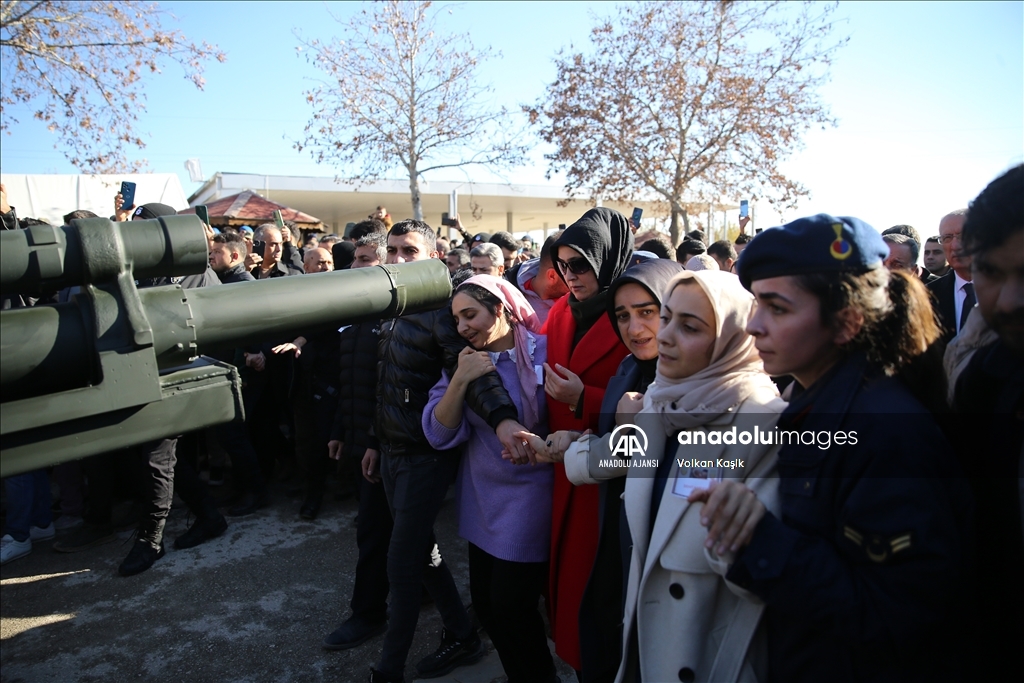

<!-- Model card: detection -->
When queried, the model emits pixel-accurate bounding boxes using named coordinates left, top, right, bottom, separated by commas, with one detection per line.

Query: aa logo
left=609, top=424, right=648, bottom=458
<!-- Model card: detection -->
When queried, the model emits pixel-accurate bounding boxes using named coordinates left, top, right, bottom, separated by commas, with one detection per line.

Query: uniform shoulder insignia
left=843, top=526, right=912, bottom=563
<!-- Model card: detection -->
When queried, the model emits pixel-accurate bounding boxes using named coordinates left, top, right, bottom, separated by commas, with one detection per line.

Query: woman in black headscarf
left=522, top=257, right=685, bottom=681
left=538, top=207, right=634, bottom=675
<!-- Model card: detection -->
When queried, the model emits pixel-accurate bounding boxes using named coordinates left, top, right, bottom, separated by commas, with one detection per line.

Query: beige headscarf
left=643, top=270, right=779, bottom=433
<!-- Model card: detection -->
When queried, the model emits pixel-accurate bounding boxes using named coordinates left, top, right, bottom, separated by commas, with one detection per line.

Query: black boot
left=300, top=491, right=323, bottom=520
left=174, top=500, right=228, bottom=550
left=118, top=539, right=165, bottom=577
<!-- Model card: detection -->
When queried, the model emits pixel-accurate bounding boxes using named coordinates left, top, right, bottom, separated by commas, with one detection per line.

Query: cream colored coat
left=576, top=397, right=785, bottom=683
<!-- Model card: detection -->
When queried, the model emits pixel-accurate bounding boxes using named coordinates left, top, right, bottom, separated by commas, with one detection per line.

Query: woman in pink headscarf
left=422, top=275, right=557, bottom=683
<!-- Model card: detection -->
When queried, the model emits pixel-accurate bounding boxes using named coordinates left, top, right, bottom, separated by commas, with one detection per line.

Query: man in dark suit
left=926, top=209, right=974, bottom=344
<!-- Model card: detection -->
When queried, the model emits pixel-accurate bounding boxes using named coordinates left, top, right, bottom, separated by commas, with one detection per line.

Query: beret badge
left=829, top=223, right=853, bottom=261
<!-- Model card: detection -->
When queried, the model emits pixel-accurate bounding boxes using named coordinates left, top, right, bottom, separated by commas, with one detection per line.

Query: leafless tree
left=526, top=1, right=846, bottom=245
left=296, top=0, right=526, bottom=221
left=0, top=0, right=225, bottom=173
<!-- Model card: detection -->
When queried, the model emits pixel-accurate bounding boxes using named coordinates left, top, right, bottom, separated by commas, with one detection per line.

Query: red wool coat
left=542, top=295, right=630, bottom=670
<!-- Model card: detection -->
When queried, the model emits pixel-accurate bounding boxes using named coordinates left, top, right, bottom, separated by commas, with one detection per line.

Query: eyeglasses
left=938, top=232, right=962, bottom=245
left=555, top=257, right=593, bottom=275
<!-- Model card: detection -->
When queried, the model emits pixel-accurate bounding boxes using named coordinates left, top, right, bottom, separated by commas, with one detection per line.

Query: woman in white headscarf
left=612, top=269, right=786, bottom=683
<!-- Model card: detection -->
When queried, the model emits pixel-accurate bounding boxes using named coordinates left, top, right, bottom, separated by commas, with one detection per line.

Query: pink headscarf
left=458, top=275, right=542, bottom=429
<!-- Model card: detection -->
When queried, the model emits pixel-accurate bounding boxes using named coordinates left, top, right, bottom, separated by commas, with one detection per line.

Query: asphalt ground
left=0, top=478, right=576, bottom=683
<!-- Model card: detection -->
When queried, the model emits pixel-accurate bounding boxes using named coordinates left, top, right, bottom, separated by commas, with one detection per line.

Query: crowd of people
left=1, top=163, right=1022, bottom=683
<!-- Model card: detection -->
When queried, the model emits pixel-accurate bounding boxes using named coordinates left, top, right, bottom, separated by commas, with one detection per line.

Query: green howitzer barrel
left=0, top=216, right=452, bottom=477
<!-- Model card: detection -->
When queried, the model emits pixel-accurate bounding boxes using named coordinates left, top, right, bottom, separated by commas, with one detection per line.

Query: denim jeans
left=377, top=450, right=471, bottom=678
left=4, top=469, right=52, bottom=542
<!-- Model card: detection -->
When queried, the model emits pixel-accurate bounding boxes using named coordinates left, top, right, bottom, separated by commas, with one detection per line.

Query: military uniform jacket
left=726, top=352, right=973, bottom=682
left=375, top=305, right=518, bottom=455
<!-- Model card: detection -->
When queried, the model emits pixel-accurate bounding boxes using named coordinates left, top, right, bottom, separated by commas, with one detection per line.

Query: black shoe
left=299, top=493, right=322, bottom=520
left=368, top=667, right=403, bottom=683
left=322, top=615, right=387, bottom=650
left=227, top=491, right=270, bottom=517
left=174, top=513, right=228, bottom=550
left=52, top=523, right=117, bottom=553
left=118, top=539, right=165, bottom=576
left=414, top=628, right=485, bottom=679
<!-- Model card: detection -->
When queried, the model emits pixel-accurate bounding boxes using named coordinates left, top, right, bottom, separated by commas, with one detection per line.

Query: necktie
left=959, top=282, right=976, bottom=332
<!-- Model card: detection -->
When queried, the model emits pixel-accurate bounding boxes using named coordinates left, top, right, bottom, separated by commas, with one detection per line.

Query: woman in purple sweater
left=423, top=275, right=556, bottom=683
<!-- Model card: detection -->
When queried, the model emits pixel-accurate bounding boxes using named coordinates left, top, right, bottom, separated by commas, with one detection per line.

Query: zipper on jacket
left=404, top=389, right=410, bottom=404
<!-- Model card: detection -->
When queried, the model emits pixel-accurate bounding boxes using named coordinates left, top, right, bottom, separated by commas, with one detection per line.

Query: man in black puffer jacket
left=367, top=220, right=534, bottom=683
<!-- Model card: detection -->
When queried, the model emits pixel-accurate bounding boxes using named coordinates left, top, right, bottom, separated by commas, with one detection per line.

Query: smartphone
left=254, top=240, right=266, bottom=257
left=630, top=207, right=643, bottom=230
left=441, top=212, right=457, bottom=227
left=196, top=204, right=210, bottom=225
left=273, top=210, right=285, bottom=229
left=120, top=181, right=137, bottom=212
left=739, top=200, right=749, bottom=219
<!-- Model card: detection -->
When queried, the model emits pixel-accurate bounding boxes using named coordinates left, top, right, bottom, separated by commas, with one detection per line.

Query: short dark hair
left=639, top=237, right=673, bottom=260
left=963, top=164, right=1023, bottom=257
left=708, top=239, right=738, bottom=262
left=882, top=232, right=920, bottom=263
left=734, top=233, right=752, bottom=245
left=18, top=217, right=49, bottom=229
left=63, top=209, right=98, bottom=224
left=882, top=224, right=922, bottom=245
left=447, top=248, right=470, bottom=267
left=675, top=238, right=706, bottom=263
left=489, top=231, right=518, bottom=252
left=350, top=219, right=387, bottom=241
left=925, top=235, right=940, bottom=245
left=539, top=230, right=565, bottom=267
left=389, top=219, right=436, bottom=248
left=212, top=232, right=247, bottom=253
left=686, top=229, right=706, bottom=246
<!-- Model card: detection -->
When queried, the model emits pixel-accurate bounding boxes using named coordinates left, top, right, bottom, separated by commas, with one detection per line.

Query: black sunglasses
left=556, top=257, right=593, bottom=275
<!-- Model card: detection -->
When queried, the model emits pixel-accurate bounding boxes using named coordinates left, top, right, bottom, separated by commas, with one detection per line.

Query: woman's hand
left=688, top=480, right=765, bottom=555
left=453, top=346, right=495, bottom=385
left=544, top=362, right=584, bottom=407
left=514, top=430, right=583, bottom=463
left=616, top=391, right=645, bottom=424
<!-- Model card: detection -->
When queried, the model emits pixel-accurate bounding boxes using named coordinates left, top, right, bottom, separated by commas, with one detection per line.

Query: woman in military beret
left=700, top=214, right=973, bottom=681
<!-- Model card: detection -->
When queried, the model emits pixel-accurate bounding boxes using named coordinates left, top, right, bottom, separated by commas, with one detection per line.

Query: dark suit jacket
left=926, top=271, right=958, bottom=344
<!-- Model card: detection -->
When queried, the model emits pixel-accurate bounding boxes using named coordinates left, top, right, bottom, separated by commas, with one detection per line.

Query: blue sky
left=1, top=1, right=1021, bottom=238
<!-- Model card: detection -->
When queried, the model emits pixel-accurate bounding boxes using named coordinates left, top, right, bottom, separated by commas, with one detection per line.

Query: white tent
left=0, top=173, right=188, bottom=226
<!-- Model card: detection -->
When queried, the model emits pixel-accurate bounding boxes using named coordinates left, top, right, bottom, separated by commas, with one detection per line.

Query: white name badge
left=672, top=468, right=722, bottom=499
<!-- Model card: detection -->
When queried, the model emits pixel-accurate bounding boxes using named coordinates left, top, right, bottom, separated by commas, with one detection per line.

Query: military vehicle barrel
left=0, top=216, right=208, bottom=296
left=1, top=216, right=453, bottom=477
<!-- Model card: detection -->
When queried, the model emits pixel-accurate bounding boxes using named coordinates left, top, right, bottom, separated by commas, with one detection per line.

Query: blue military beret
left=736, top=214, right=888, bottom=290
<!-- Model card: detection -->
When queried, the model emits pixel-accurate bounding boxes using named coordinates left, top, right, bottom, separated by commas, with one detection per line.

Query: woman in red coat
left=542, top=208, right=633, bottom=675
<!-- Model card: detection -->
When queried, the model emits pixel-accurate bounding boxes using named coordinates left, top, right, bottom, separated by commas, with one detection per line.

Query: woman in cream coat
left=537, top=270, right=785, bottom=682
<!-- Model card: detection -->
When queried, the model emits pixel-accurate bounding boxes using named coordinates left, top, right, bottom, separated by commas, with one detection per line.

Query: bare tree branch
left=526, top=0, right=846, bottom=244
left=296, top=0, right=527, bottom=220
left=1, top=0, right=226, bottom=173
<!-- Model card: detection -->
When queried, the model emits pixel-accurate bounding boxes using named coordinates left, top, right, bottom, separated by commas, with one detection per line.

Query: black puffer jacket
left=376, top=306, right=518, bottom=455
left=331, top=320, right=381, bottom=459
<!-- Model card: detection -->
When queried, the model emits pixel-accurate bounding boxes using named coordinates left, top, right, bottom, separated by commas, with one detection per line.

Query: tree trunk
left=670, top=209, right=680, bottom=246
left=409, top=167, right=423, bottom=221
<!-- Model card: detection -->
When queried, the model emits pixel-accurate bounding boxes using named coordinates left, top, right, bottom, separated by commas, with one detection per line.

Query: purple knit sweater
left=423, top=333, right=553, bottom=563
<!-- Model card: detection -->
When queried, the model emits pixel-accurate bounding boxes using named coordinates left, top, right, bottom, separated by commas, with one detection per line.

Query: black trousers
left=349, top=470, right=394, bottom=622
left=133, top=438, right=208, bottom=547
left=377, top=451, right=472, bottom=678
left=467, top=542, right=556, bottom=683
